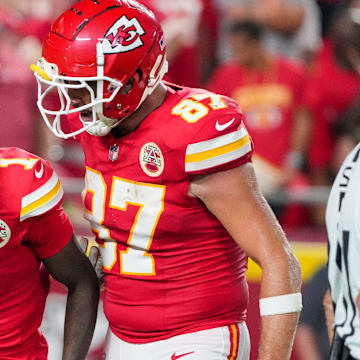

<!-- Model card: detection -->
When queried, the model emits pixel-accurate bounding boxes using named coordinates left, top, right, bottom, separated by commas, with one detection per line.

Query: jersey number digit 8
left=171, top=94, right=228, bottom=123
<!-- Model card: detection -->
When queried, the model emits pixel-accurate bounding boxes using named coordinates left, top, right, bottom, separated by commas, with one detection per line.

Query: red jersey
left=303, top=39, right=360, bottom=169
left=75, top=85, right=253, bottom=343
left=207, top=57, right=306, bottom=167
left=0, top=147, right=73, bottom=356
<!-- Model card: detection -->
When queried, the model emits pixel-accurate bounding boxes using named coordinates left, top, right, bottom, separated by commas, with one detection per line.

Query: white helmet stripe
left=96, top=42, right=105, bottom=117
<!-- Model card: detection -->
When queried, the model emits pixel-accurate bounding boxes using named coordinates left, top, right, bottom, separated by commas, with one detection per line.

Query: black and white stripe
left=326, top=144, right=360, bottom=359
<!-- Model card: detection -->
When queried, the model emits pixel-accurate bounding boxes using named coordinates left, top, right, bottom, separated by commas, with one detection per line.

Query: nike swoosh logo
left=215, top=117, right=235, bottom=131
left=34, top=162, right=44, bottom=179
left=171, top=351, right=195, bottom=360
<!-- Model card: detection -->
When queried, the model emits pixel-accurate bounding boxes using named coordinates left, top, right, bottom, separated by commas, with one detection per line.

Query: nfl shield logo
left=109, top=144, right=119, bottom=162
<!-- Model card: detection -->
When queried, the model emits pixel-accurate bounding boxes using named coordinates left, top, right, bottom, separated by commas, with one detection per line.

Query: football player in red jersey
left=31, top=1, right=302, bottom=359
left=0, top=147, right=99, bottom=360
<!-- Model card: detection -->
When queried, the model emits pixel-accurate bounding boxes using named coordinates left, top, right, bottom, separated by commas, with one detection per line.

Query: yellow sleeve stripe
left=186, top=126, right=248, bottom=155
left=186, top=134, right=250, bottom=163
left=20, top=172, right=64, bottom=221
left=21, top=180, right=61, bottom=216
left=185, top=127, right=252, bottom=172
left=22, top=171, right=59, bottom=207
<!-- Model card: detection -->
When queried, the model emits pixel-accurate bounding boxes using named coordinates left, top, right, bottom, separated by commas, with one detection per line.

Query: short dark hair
left=228, top=19, right=264, bottom=41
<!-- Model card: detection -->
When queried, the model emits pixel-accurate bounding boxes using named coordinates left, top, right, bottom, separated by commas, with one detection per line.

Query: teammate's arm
left=189, top=163, right=302, bottom=360
left=42, top=234, right=100, bottom=360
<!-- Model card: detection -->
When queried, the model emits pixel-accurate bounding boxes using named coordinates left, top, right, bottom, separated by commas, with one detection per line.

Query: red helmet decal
left=103, top=15, right=145, bottom=54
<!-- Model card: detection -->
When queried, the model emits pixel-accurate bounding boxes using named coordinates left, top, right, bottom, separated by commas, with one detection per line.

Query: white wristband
left=259, top=293, right=302, bottom=316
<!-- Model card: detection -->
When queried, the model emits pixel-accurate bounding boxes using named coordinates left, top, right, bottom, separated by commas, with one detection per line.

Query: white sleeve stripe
left=186, top=127, right=248, bottom=155
left=185, top=141, right=252, bottom=172
left=20, top=187, right=64, bottom=222
left=22, top=171, right=59, bottom=207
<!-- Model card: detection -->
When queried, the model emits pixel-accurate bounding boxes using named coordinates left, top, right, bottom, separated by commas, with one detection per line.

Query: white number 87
left=83, top=167, right=165, bottom=276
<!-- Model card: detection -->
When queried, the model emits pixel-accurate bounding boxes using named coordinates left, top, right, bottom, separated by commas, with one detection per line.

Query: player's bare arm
left=189, top=163, right=302, bottom=360
left=42, top=234, right=100, bottom=360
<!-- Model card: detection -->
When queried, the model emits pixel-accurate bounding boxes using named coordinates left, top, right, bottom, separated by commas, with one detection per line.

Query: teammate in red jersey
left=0, top=147, right=99, bottom=360
left=31, top=1, right=302, bottom=359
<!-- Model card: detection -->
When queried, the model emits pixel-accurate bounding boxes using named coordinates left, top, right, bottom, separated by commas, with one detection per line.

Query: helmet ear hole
left=120, top=77, right=135, bottom=95
left=136, top=68, right=143, bottom=82
left=135, top=68, right=146, bottom=88
left=119, top=67, right=145, bottom=94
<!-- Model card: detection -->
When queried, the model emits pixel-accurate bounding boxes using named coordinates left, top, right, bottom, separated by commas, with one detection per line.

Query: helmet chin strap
left=85, top=115, right=118, bottom=136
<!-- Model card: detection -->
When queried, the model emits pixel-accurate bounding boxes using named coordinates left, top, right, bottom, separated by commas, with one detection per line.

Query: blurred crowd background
left=2, top=0, right=360, bottom=359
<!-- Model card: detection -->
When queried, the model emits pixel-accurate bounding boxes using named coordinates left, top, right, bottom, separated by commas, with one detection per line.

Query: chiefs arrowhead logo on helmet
left=103, top=15, right=145, bottom=54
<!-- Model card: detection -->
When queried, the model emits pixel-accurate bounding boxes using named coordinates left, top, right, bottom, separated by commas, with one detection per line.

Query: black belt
left=329, top=332, right=357, bottom=360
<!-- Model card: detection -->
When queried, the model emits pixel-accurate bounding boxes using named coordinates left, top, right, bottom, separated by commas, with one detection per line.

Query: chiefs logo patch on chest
left=0, top=219, right=11, bottom=248
left=139, top=142, right=164, bottom=177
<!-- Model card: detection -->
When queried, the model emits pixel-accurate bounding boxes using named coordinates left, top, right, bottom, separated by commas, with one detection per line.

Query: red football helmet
left=32, top=0, right=167, bottom=138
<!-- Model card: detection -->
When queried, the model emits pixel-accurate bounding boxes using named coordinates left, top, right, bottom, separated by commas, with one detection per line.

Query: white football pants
left=103, top=322, right=250, bottom=360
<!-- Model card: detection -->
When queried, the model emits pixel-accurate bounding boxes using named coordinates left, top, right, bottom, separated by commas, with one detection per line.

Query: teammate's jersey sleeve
left=25, top=206, right=73, bottom=259
left=183, top=94, right=253, bottom=176
left=0, top=147, right=72, bottom=255
left=20, top=158, right=64, bottom=221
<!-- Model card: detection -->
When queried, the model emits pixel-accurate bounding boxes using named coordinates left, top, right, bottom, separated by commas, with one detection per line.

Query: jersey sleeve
left=0, top=148, right=73, bottom=258
left=184, top=98, right=253, bottom=176
left=25, top=205, right=73, bottom=259
left=20, top=157, right=64, bottom=222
